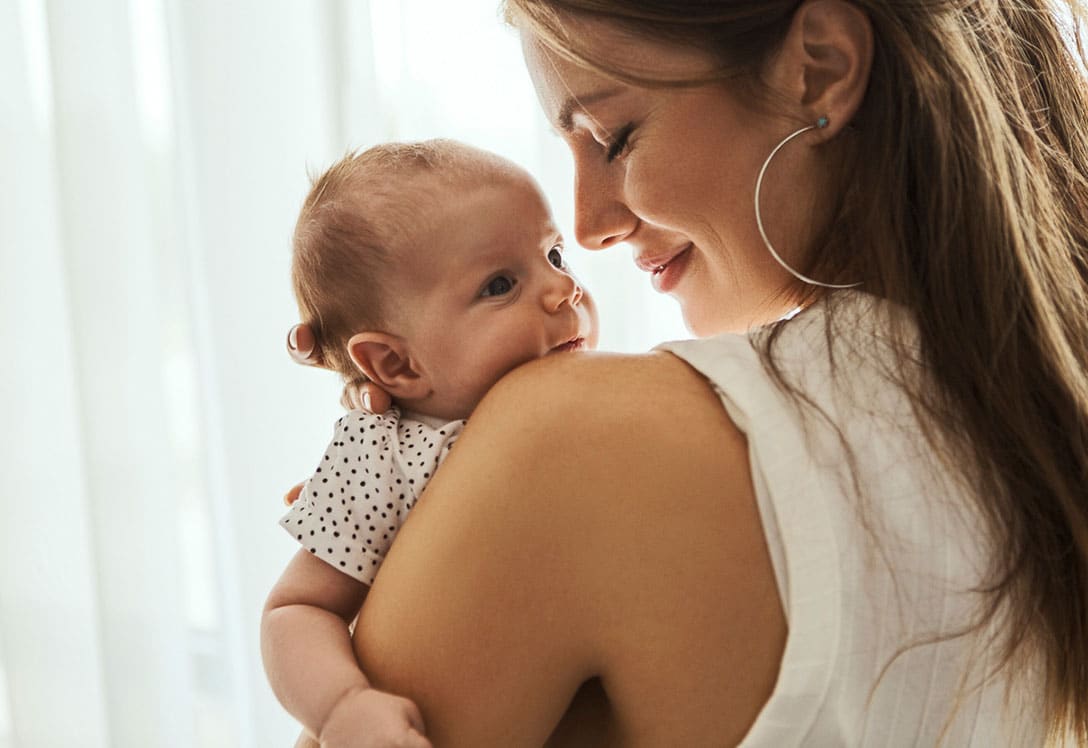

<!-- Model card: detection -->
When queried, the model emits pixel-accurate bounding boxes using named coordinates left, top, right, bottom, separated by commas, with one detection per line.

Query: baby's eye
left=548, top=246, right=565, bottom=269
left=481, top=275, right=516, bottom=297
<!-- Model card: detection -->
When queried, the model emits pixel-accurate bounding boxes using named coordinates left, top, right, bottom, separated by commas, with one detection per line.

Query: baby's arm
left=261, top=549, right=429, bottom=747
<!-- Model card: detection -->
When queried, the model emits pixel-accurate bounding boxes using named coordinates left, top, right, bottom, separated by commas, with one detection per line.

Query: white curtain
left=0, top=0, right=688, bottom=745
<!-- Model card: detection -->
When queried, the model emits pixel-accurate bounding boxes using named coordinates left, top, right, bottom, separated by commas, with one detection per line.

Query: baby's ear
left=346, top=332, right=430, bottom=400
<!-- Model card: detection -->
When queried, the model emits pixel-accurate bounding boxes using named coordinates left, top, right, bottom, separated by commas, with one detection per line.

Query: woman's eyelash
left=605, top=124, right=634, bottom=162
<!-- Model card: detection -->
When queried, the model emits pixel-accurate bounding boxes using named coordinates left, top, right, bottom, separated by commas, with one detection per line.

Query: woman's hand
left=339, top=379, right=392, bottom=414
left=283, top=323, right=393, bottom=509
left=287, top=323, right=324, bottom=367
left=286, top=323, right=393, bottom=413
left=317, top=686, right=431, bottom=748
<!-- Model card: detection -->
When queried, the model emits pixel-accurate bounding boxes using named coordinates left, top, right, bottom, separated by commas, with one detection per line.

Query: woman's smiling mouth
left=636, top=243, right=694, bottom=293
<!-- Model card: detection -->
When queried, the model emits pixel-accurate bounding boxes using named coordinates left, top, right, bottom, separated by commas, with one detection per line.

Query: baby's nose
left=543, top=270, right=581, bottom=311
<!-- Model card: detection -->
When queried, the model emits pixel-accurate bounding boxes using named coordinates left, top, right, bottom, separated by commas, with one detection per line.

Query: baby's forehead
left=386, top=172, right=555, bottom=281
left=410, top=163, right=549, bottom=225
left=420, top=160, right=541, bottom=200
left=368, top=159, right=537, bottom=217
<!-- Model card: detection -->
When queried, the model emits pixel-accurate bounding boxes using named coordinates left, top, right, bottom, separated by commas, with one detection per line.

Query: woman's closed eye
left=481, top=274, right=517, bottom=298
left=605, top=123, right=634, bottom=163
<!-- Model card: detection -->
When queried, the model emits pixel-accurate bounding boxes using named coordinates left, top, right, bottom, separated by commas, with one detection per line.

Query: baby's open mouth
left=551, top=337, right=586, bottom=353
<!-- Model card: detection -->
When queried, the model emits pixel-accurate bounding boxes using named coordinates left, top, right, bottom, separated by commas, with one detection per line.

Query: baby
left=262, top=140, right=599, bottom=746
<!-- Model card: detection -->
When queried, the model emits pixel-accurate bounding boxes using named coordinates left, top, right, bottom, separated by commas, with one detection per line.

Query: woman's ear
left=771, top=0, right=873, bottom=138
left=346, top=332, right=431, bottom=401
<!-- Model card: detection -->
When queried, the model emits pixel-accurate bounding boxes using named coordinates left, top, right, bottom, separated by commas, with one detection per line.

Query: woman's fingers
left=287, top=323, right=323, bottom=367
left=341, top=381, right=392, bottom=413
left=288, top=326, right=393, bottom=413
left=362, top=383, right=392, bottom=413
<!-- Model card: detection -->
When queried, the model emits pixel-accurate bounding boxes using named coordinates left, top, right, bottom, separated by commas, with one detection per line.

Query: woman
left=285, top=0, right=1088, bottom=744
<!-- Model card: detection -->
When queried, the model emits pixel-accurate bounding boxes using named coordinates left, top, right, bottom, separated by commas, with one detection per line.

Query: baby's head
left=292, top=139, right=598, bottom=420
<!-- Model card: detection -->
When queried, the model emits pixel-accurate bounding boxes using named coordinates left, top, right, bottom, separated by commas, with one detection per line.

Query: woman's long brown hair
left=506, top=0, right=1088, bottom=741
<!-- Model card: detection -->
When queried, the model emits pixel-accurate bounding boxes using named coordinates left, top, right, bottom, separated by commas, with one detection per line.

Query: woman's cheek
left=624, top=163, right=675, bottom=229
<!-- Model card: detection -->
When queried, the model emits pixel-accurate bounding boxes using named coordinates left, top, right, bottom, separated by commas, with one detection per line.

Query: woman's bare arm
left=353, top=351, right=785, bottom=745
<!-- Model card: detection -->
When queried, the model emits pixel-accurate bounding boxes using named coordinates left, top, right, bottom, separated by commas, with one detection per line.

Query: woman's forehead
left=522, top=33, right=625, bottom=129
left=521, top=19, right=719, bottom=85
left=522, top=22, right=726, bottom=131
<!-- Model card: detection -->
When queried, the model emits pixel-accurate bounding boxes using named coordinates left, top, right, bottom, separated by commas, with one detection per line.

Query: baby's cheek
left=584, top=310, right=601, bottom=350
left=461, top=364, right=510, bottom=413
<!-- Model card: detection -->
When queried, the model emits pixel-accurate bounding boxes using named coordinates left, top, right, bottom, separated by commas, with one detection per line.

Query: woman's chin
left=681, top=304, right=735, bottom=338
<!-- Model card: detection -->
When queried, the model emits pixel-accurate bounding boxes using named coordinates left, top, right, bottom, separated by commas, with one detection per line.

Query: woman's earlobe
left=346, top=332, right=430, bottom=400
left=789, top=0, right=874, bottom=137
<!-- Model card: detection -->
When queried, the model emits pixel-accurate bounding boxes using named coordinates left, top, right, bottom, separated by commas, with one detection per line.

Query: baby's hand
left=318, top=686, right=431, bottom=748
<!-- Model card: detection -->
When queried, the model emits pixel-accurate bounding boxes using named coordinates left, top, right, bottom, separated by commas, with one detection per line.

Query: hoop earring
left=754, top=117, right=861, bottom=290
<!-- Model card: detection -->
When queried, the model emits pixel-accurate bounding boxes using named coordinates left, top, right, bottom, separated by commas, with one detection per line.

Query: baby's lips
left=550, top=337, right=587, bottom=353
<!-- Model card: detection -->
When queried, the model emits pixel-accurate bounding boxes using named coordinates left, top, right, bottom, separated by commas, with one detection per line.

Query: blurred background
left=0, top=0, right=688, bottom=745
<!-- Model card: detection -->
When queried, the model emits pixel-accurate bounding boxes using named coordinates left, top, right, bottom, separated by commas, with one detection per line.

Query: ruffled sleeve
left=279, top=408, right=462, bottom=585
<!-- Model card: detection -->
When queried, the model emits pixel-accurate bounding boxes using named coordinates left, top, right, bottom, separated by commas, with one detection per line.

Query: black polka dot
left=279, top=408, right=462, bottom=585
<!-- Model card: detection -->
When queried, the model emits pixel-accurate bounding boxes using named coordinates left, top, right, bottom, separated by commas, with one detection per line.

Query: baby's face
left=393, top=172, right=598, bottom=419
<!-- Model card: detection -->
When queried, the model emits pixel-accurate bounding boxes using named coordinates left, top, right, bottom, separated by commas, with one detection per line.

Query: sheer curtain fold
left=4, top=0, right=195, bottom=744
left=1, top=0, right=113, bottom=741
left=2, top=1, right=687, bottom=745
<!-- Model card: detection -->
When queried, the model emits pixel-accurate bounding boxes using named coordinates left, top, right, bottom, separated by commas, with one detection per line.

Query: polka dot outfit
left=280, top=408, right=464, bottom=586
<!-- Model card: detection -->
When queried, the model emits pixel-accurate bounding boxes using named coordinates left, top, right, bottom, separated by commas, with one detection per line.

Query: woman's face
left=523, top=23, right=825, bottom=335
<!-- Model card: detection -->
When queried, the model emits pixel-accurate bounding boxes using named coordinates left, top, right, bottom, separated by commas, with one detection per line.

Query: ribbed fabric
left=658, top=291, right=1044, bottom=747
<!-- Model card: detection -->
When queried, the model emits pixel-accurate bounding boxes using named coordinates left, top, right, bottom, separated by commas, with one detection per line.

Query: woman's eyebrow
left=558, top=86, right=624, bottom=131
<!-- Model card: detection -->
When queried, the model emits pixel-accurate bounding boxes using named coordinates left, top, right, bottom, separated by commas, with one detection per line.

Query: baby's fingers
left=399, top=697, right=427, bottom=736
left=400, top=731, right=432, bottom=748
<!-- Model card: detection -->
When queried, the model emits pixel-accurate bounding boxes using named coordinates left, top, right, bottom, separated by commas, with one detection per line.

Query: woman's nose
left=573, top=161, right=637, bottom=250
left=542, top=268, right=582, bottom=312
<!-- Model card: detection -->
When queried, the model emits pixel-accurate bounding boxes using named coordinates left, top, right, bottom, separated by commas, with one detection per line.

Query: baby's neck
left=394, top=403, right=465, bottom=427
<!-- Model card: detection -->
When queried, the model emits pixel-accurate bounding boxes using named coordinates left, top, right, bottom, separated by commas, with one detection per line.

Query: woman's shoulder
left=479, top=349, right=734, bottom=432
left=354, top=350, right=784, bottom=743
left=460, top=350, right=757, bottom=497
left=426, top=349, right=752, bottom=535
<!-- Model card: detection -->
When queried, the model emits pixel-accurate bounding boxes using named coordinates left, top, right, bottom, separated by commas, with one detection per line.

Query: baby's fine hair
left=292, top=139, right=518, bottom=381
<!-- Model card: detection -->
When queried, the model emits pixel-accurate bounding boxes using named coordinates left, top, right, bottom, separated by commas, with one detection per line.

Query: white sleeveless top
left=658, top=291, right=1044, bottom=747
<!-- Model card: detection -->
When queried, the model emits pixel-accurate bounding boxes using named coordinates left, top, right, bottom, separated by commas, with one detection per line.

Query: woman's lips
left=647, top=243, right=694, bottom=293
